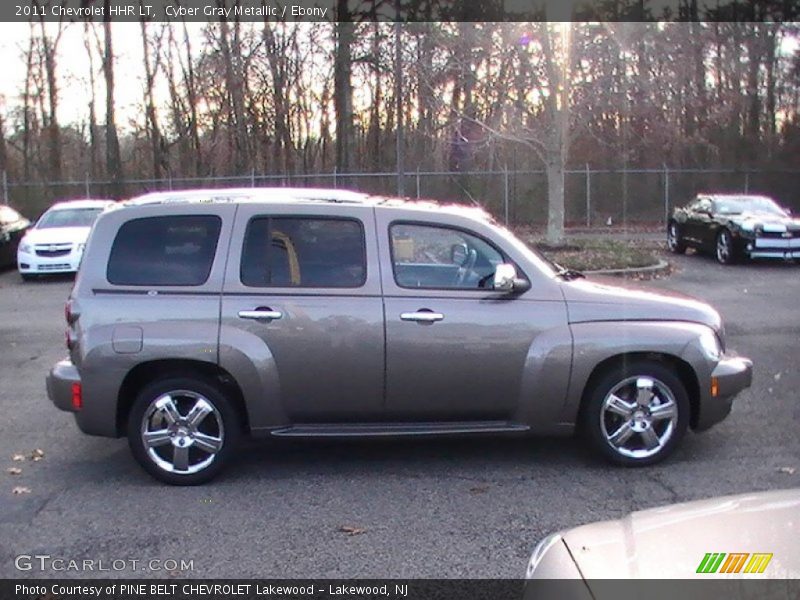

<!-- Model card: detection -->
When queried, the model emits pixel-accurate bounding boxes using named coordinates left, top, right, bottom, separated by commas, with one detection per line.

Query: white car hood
left=22, top=226, right=92, bottom=245
left=562, top=489, right=800, bottom=580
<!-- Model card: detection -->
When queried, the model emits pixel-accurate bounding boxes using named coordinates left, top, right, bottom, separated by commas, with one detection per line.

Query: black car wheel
left=127, top=377, right=241, bottom=485
left=667, top=222, right=687, bottom=254
left=582, top=361, right=689, bottom=467
left=715, top=229, right=738, bottom=265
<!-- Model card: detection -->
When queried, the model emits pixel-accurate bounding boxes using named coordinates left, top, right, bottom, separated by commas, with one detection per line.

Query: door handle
left=400, top=310, right=444, bottom=323
left=238, top=308, right=283, bottom=321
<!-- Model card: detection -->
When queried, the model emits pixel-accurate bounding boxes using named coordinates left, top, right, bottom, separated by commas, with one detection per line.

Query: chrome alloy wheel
left=600, top=376, right=678, bottom=459
left=716, top=231, right=731, bottom=263
left=140, top=390, right=224, bottom=475
left=667, top=223, right=679, bottom=251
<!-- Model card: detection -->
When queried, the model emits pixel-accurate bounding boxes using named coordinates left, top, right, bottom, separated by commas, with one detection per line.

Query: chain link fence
left=4, top=167, right=799, bottom=228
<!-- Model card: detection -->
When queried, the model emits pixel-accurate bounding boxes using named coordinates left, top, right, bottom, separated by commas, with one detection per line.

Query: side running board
left=269, top=421, right=530, bottom=438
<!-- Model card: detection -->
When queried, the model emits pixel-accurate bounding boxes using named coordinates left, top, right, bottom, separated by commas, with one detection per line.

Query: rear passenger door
left=219, top=205, right=385, bottom=423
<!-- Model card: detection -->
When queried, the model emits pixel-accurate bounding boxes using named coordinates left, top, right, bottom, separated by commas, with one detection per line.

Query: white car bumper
left=17, top=244, right=83, bottom=274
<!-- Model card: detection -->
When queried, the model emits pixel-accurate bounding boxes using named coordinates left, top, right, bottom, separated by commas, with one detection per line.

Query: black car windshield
left=37, top=208, right=104, bottom=229
left=714, top=196, right=786, bottom=216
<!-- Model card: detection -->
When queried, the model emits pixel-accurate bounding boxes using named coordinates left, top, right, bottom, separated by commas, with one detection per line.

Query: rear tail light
left=65, top=300, right=76, bottom=324
left=71, top=382, right=82, bottom=410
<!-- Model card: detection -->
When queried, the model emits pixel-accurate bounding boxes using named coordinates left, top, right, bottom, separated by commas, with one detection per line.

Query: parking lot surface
left=0, top=251, right=798, bottom=578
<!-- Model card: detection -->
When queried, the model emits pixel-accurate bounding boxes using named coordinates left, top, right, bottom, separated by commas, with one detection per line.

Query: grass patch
left=519, top=236, right=663, bottom=272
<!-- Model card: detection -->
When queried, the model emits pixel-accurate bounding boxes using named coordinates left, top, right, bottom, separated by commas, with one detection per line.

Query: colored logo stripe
left=720, top=553, right=749, bottom=573
left=697, top=553, right=726, bottom=573
left=696, top=552, right=773, bottom=574
left=744, top=553, right=773, bottom=574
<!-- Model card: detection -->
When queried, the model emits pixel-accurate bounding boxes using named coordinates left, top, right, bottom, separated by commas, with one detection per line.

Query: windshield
left=37, top=208, right=104, bottom=229
left=485, top=221, right=560, bottom=279
left=714, top=196, right=786, bottom=216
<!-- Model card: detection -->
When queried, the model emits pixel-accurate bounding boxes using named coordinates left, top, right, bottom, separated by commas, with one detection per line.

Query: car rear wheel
left=582, top=361, right=689, bottom=466
left=127, top=377, right=240, bottom=485
left=667, top=222, right=686, bottom=254
left=715, top=229, right=737, bottom=265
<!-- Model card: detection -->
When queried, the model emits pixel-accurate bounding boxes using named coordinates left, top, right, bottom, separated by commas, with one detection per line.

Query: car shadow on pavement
left=221, top=435, right=590, bottom=482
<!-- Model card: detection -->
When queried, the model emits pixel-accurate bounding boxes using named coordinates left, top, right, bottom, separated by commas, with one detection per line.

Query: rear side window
left=241, top=217, right=366, bottom=288
left=107, top=215, right=221, bottom=286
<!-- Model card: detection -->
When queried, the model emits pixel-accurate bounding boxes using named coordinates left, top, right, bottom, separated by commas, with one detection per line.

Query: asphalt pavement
left=0, top=250, right=798, bottom=579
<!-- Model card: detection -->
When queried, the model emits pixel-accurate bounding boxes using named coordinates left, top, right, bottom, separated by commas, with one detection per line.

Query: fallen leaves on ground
left=12, top=454, right=25, bottom=462
left=777, top=467, right=796, bottom=475
left=469, top=485, right=490, bottom=494
left=6, top=467, right=22, bottom=475
left=338, top=525, right=367, bottom=536
left=30, top=449, right=45, bottom=462
left=12, top=486, right=31, bottom=495
left=774, top=372, right=782, bottom=381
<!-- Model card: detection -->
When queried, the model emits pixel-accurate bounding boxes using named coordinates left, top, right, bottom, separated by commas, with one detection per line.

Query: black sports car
left=667, top=194, right=800, bottom=265
left=0, top=205, right=30, bottom=269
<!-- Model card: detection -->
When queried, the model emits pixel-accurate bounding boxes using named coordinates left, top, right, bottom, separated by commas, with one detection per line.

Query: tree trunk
left=334, top=0, right=354, bottom=179
left=83, top=22, right=99, bottom=181
left=38, top=17, right=62, bottom=189
left=219, top=15, right=251, bottom=174
left=140, top=17, right=167, bottom=181
left=546, top=158, right=565, bottom=243
left=102, top=7, right=123, bottom=196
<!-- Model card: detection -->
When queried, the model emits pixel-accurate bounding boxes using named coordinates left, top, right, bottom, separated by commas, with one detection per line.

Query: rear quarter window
left=107, top=215, right=222, bottom=286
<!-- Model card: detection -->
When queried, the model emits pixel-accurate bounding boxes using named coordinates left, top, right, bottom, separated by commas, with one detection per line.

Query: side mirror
left=492, top=263, right=530, bottom=293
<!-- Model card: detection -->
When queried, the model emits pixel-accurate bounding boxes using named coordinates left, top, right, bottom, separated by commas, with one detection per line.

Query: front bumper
left=46, top=359, right=81, bottom=412
left=739, top=236, right=800, bottom=260
left=695, top=355, right=753, bottom=431
left=18, top=247, right=82, bottom=274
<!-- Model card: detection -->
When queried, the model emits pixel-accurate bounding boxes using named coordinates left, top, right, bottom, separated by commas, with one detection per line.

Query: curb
left=584, top=259, right=670, bottom=276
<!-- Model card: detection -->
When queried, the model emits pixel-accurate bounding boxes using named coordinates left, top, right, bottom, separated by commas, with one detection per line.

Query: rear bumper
left=47, top=358, right=115, bottom=437
left=46, top=359, right=81, bottom=412
left=695, top=355, right=753, bottom=431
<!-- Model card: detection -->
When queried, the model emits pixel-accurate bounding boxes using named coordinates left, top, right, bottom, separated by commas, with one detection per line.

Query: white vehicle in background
left=17, top=199, right=115, bottom=280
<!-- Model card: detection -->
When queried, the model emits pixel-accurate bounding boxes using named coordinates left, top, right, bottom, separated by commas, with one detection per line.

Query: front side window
left=37, top=208, right=104, bottom=229
left=390, top=223, right=504, bottom=289
left=241, top=217, right=366, bottom=288
left=107, top=215, right=221, bottom=286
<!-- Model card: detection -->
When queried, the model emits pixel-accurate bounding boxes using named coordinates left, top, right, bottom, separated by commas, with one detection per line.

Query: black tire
left=127, top=376, right=241, bottom=485
left=715, top=229, right=738, bottom=265
left=581, top=361, right=690, bottom=467
left=667, top=221, right=687, bottom=254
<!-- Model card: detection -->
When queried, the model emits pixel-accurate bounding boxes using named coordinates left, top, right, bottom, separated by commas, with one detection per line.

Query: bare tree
left=101, top=6, right=123, bottom=195
left=140, top=14, right=168, bottom=180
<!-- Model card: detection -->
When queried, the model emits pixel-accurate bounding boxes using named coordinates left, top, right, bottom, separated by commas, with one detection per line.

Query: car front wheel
left=582, top=361, right=689, bottom=466
left=716, top=229, right=738, bottom=265
left=127, top=377, right=240, bottom=485
left=667, top=222, right=686, bottom=254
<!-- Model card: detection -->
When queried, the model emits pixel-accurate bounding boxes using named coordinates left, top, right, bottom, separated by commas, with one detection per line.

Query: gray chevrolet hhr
left=47, top=188, right=752, bottom=484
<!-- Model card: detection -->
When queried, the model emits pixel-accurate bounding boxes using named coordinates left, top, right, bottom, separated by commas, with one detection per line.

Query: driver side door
left=685, top=197, right=713, bottom=246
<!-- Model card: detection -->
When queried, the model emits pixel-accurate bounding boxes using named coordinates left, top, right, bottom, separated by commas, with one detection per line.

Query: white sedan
left=17, top=199, right=115, bottom=280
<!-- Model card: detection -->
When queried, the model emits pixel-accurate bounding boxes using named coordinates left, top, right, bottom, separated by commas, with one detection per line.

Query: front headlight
left=19, top=241, right=32, bottom=254
left=525, top=533, right=563, bottom=578
left=699, top=327, right=722, bottom=361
